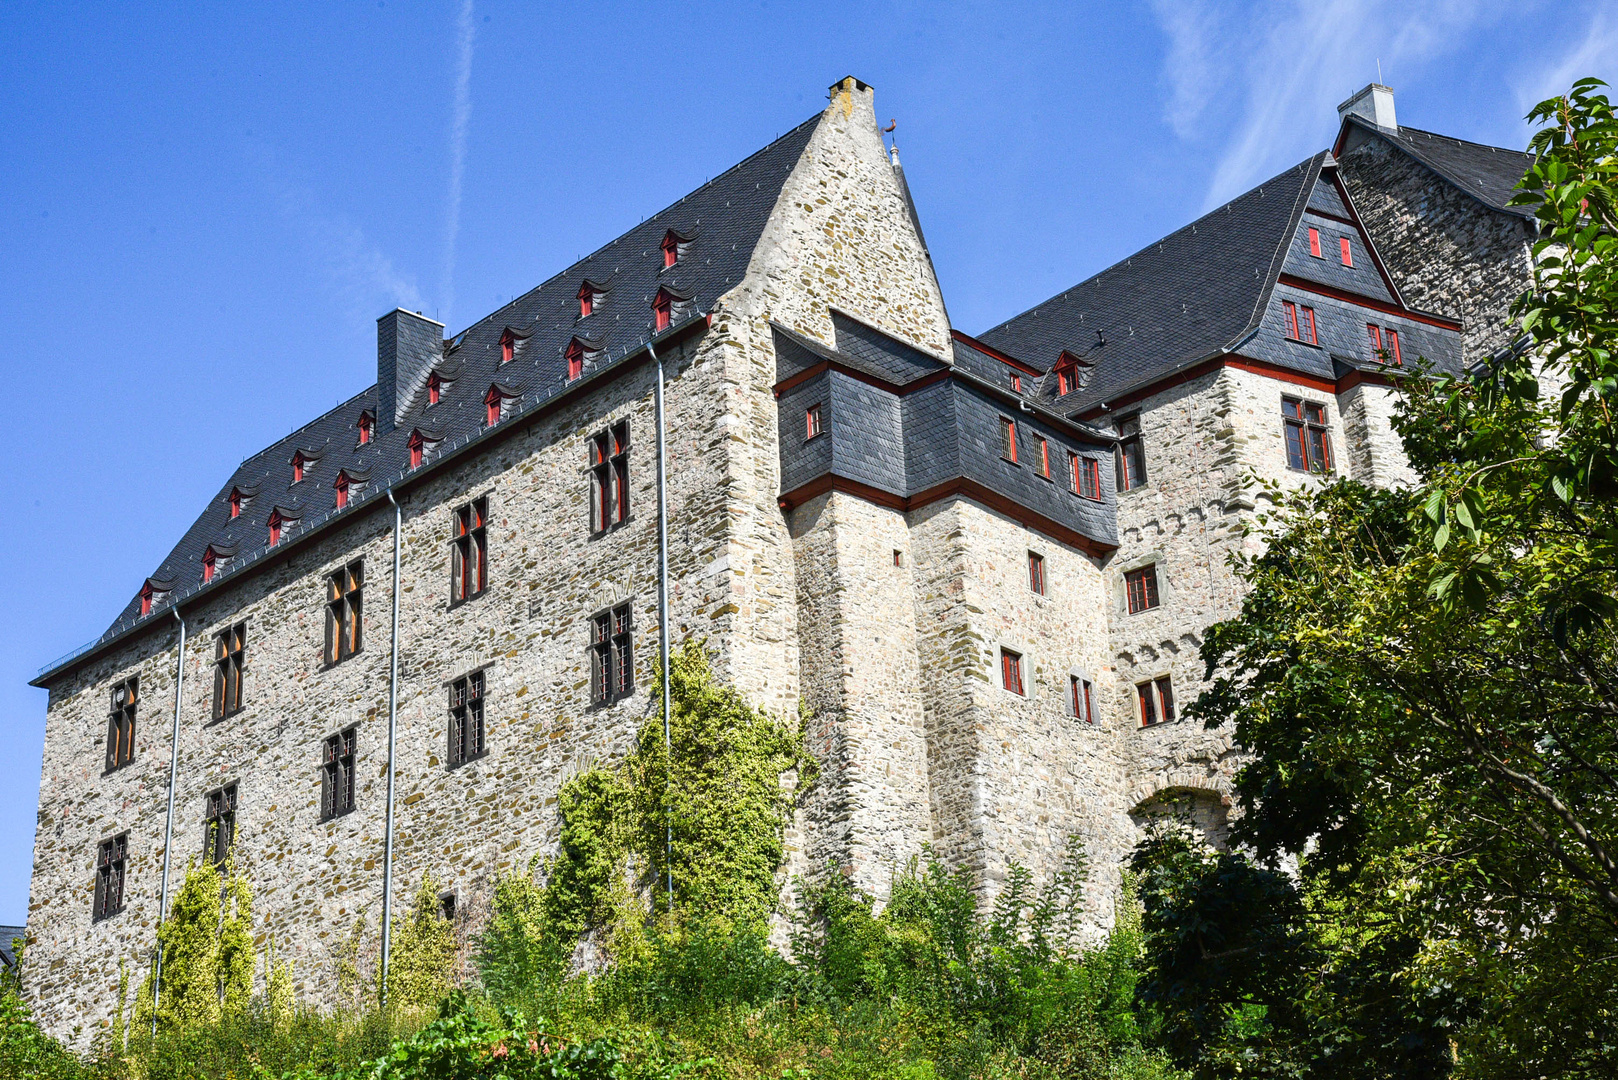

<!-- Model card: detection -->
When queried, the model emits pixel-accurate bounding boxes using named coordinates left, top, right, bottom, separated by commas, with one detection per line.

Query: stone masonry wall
left=1337, top=134, right=1533, bottom=363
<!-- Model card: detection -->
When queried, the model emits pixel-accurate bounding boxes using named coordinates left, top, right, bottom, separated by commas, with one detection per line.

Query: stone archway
left=1129, top=773, right=1234, bottom=850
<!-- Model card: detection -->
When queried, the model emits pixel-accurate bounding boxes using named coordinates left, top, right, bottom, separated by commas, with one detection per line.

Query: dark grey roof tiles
left=1344, top=117, right=1536, bottom=219
left=977, top=153, right=1332, bottom=412
left=94, top=113, right=824, bottom=647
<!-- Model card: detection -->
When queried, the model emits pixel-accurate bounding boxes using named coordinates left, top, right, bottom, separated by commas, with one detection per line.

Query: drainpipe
left=152, top=608, right=186, bottom=1035
left=380, top=488, right=403, bottom=1005
left=649, top=338, right=674, bottom=913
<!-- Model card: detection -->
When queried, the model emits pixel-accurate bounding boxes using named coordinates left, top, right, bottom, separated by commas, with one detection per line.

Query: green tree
left=388, top=873, right=458, bottom=1010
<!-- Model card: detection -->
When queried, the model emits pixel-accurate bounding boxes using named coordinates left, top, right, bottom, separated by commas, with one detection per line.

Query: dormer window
left=567, top=340, right=584, bottom=381
left=357, top=412, right=374, bottom=445
left=485, top=385, right=517, bottom=427
left=661, top=231, right=680, bottom=267
left=292, top=451, right=308, bottom=484
left=408, top=430, right=424, bottom=469
left=578, top=283, right=595, bottom=318
left=202, top=547, right=217, bottom=583
left=653, top=291, right=672, bottom=332
left=1054, top=351, right=1087, bottom=396
left=267, top=509, right=285, bottom=548
left=427, top=372, right=442, bottom=406
left=335, top=472, right=350, bottom=509
left=500, top=330, right=515, bottom=364
left=139, top=582, right=154, bottom=617
left=228, top=488, right=243, bottom=518
left=1009, top=373, right=1022, bottom=393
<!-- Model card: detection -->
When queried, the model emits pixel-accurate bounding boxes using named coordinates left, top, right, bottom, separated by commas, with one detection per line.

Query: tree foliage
left=1180, top=78, right=1618, bottom=1077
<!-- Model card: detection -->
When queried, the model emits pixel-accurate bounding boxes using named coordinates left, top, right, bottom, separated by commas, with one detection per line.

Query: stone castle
left=25, top=78, right=1537, bottom=1042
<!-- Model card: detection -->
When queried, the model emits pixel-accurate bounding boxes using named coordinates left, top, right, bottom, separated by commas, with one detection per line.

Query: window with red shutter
left=292, top=451, right=307, bottom=484
left=427, top=372, right=442, bottom=406
left=408, top=430, right=424, bottom=469
left=1340, top=236, right=1353, bottom=266
left=1387, top=328, right=1402, bottom=365
left=500, top=330, right=515, bottom=364
left=577, top=283, right=594, bottom=318
left=1124, top=565, right=1160, bottom=614
left=357, top=412, right=373, bottom=445
left=267, top=509, right=284, bottom=547
left=139, top=582, right=154, bottom=617
left=202, top=547, right=217, bottom=583
left=1000, top=648, right=1025, bottom=696
left=335, top=472, right=349, bottom=509
left=653, top=292, right=672, bottom=331
left=661, top=231, right=680, bottom=267
left=1308, top=226, right=1322, bottom=257
left=229, top=488, right=242, bottom=518
left=485, top=386, right=503, bottom=427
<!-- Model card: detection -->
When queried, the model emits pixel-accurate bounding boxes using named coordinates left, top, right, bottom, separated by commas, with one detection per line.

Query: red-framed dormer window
left=1340, top=236, right=1353, bottom=267
left=566, top=340, right=584, bottom=382
left=229, top=488, right=242, bottom=518
left=1057, top=364, right=1075, bottom=396
left=1010, top=373, right=1022, bottom=393
left=500, top=330, right=515, bottom=364
left=292, top=451, right=307, bottom=484
left=578, top=283, right=595, bottom=318
left=202, top=547, right=217, bottom=583
left=661, top=231, right=680, bottom=268
left=427, top=372, right=442, bottom=406
left=1308, top=226, right=1322, bottom=258
left=485, top=386, right=503, bottom=427
left=334, top=472, right=350, bottom=509
left=139, top=582, right=154, bottom=617
left=358, top=412, right=374, bottom=445
left=408, top=430, right=425, bottom=469
left=268, top=510, right=284, bottom=548
left=653, top=291, right=672, bottom=332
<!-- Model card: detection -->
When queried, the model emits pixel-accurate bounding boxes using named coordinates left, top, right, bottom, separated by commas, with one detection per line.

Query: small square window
left=806, top=405, right=823, bottom=440
left=1028, top=552, right=1046, bottom=596
left=1137, top=677, right=1175, bottom=727
left=893, top=549, right=904, bottom=567
left=1009, top=373, right=1022, bottom=393
left=1000, top=648, right=1025, bottom=696
left=1125, top=565, right=1160, bottom=614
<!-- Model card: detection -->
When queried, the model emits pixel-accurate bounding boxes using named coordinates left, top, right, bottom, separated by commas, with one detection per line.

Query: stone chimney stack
left=376, top=309, right=444, bottom=435
left=1337, top=83, right=1398, bottom=132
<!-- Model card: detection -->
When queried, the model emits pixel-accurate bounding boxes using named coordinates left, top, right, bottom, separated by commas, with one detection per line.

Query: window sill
left=102, top=761, right=136, bottom=778
left=1285, top=337, right=1325, bottom=350
left=447, top=590, right=488, bottom=612
left=1117, top=483, right=1151, bottom=497
left=320, top=805, right=356, bottom=824
left=207, top=706, right=246, bottom=727
left=1001, top=457, right=1021, bottom=467
left=92, top=909, right=125, bottom=924
left=320, top=651, right=364, bottom=673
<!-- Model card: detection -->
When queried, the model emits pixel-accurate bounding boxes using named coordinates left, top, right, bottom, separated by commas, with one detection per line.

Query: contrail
left=441, top=0, right=476, bottom=328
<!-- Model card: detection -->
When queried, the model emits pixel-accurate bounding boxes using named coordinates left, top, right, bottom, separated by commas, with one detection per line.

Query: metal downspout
left=380, top=489, right=403, bottom=1005
left=152, top=608, right=186, bottom=1035
left=649, top=339, right=674, bottom=912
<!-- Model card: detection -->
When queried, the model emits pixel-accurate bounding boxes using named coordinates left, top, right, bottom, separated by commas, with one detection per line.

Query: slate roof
left=47, top=112, right=823, bottom=676
left=0, top=926, right=21, bottom=970
left=1339, top=116, right=1536, bottom=219
left=976, top=153, right=1334, bottom=412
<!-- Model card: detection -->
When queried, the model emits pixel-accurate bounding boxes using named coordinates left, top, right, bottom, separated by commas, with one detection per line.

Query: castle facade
left=25, top=79, right=1535, bottom=1043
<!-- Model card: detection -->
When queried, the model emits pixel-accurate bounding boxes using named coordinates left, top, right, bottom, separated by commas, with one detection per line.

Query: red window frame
left=1368, top=324, right=1383, bottom=356
left=408, top=430, right=424, bottom=469
left=653, top=292, right=672, bottom=331
left=577, top=283, right=594, bottom=319
left=1282, top=396, right=1333, bottom=473
left=1028, top=551, right=1046, bottom=595
left=268, top=509, right=284, bottom=548
left=1071, top=675, right=1095, bottom=723
left=139, top=582, right=154, bottom=617
left=661, top=231, right=679, bottom=268
left=1000, top=417, right=1018, bottom=463
left=1125, top=565, right=1160, bottom=614
left=806, top=404, right=823, bottom=439
left=566, top=340, right=584, bottom=381
left=427, top=372, right=442, bottom=406
left=292, top=452, right=306, bottom=484
left=1001, top=649, right=1025, bottom=696
left=1308, top=226, right=1322, bottom=257
left=228, top=488, right=242, bottom=518
left=202, top=547, right=216, bottom=583
left=1301, top=305, right=1317, bottom=345
left=357, top=412, right=373, bottom=445
left=1075, top=455, right=1101, bottom=500
left=1340, top=236, right=1353, bottom=266
left=1386, top=328, right=1402, bottom=365
left=1009, top=373, right=1022, bottom=393
left=500, top=330, right=515, bottom=364
left=335, top=472, right=349, bottom=509
left=1283, top=300, right=1300, bottom=339
left=483, top=387, right=501, bottom=427
left=1056, top=364, right=1075, bottom=396
left=1037, top=437, right=1051, bottom=478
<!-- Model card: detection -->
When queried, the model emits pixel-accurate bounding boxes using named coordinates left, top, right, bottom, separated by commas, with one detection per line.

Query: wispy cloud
left=1514, top=10, right=1618, bottom=113
left=263, top=166, right=423, bottom=321
left=440, top=0, right=476, bottom=330
left=1149, top=0, right=1507, bottom=208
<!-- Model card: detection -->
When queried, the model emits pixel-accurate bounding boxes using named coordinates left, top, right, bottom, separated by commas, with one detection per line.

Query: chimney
left=1337, top=83, right=1397, bottom=132
left=376, top=309, right=444, bottom=435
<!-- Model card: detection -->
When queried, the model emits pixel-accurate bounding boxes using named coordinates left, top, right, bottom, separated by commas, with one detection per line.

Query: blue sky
left=1, top=0, right=1614, bottom=924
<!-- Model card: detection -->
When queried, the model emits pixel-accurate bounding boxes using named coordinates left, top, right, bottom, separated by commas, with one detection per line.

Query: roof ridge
left=443, top=112, right=824, bottom=341
left=1393, top=122, right=1531, bottom=158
